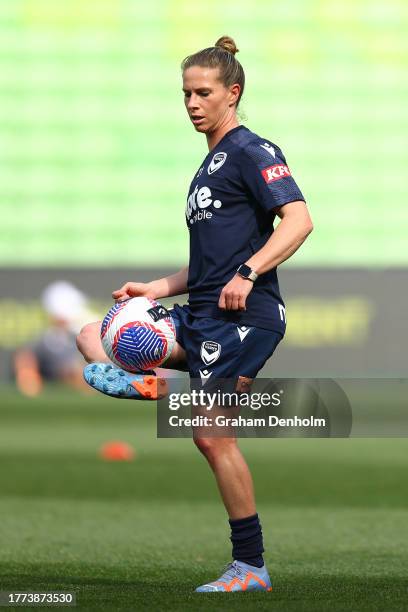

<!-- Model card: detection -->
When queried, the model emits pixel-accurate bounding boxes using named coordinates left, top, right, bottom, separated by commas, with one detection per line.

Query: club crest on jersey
left=261, top=164, right=291, bottom=184
left=200, top=341, right=221, bottom=366
left=208, top=152, right=227, bottom=175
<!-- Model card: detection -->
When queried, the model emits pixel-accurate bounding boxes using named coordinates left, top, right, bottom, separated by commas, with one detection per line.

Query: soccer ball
left=100, top=297, right=176, bottom=372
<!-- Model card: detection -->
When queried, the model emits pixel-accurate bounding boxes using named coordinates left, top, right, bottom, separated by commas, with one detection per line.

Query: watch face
left=238, top=264, right=252, bottom=278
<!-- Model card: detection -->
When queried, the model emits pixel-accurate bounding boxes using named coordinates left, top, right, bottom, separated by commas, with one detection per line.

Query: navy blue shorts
left=170, top=303, right=283, bottom=381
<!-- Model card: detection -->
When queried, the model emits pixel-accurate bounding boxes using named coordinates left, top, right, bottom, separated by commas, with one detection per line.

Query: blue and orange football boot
left=195, top=560, right=272, bottom=593
left=83, top=363, right=167, bottom=400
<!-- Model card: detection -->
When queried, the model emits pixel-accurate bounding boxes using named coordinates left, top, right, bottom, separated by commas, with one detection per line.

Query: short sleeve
left=240, top=140, right=306, bottom=212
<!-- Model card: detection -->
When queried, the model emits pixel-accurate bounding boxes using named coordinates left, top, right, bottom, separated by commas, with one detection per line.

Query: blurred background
left=0, top=3, right=407, bottom=609
left=0, top=0, right=407, bottom=379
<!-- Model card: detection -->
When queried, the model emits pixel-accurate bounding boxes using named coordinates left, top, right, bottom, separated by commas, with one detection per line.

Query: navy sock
left=229, top=513, right=264, bottom=568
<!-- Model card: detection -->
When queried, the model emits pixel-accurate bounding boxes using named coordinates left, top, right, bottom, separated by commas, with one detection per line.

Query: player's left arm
left=219, top=143, right=312, bottom=311
left=218, top=201, right=312, bottom=310
left=246, top=200, right=313, bottom=274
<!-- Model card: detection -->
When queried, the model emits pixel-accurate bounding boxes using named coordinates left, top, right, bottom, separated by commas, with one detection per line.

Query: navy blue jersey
left=185, top=125, right=305, bottom=333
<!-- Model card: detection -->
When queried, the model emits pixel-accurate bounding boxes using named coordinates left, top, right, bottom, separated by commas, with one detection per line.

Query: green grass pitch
left=0, top=386, right=407, bottom=611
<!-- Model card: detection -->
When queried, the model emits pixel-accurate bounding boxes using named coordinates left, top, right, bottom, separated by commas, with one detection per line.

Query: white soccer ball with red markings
left=100, top=297, right=176, bottom=372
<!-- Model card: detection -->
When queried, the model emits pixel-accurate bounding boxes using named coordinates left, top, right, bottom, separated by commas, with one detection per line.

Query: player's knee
left=76, top=322, right=99, bottom=360
left=193, top=436, right=237, bottom=462
left=193, top=436, right=211, bottom=457
left=76, top=323, right=91, bottom=353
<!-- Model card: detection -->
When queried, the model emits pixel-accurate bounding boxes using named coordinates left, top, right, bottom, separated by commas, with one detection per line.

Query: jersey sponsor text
left=186, top=185, right=222, bottom=224
left=261, top=164, right=291, bottom=184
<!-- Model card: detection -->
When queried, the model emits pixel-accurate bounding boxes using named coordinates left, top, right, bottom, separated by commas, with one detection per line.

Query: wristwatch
left=237, top=264, right=258, bottom=282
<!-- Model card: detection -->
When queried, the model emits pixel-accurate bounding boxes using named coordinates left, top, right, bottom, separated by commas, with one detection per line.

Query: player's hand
left=218, top=274, right=254, bottom=311
left=112, top=282, right=156, bottom=302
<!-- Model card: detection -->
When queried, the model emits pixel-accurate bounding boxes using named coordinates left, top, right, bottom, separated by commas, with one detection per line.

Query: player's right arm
left=112, top=266, right=189, bottom=302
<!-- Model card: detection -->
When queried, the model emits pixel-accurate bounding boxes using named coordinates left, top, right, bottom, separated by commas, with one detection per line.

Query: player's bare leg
left=194, top=435, right=256, bottom=518
left=193, top=434, right=270, bottom=592
left=194, top=435, right=271, bottom=592
left=193, top=378, right=270, bottom=592
left=76, top=320, right=187, bottom=399
left=76, top=322, right=109, bottom=364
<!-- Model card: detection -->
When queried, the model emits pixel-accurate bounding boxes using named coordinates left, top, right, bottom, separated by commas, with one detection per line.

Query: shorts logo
left=199, top=368, right=213, bottom=384
left=200, top=341, right=221, bottom=366
left=237, top=326, right=252, bottom=342
left=208, top=152, right=227, bottom=175
left=262, top=164, right=291, bottom=183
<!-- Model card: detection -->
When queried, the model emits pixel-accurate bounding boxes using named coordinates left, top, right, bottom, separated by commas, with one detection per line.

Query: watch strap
left=237, top=264, right=258, bottom=282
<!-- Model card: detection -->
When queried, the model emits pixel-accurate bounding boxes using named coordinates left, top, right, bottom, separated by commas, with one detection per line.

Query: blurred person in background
left=14, top=281, right=95, bottom=396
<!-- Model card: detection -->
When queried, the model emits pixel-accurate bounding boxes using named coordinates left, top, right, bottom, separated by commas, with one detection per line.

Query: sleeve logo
left=260, top=142, right=276, bottom=158
left=261, top=164, right=291, bottom=183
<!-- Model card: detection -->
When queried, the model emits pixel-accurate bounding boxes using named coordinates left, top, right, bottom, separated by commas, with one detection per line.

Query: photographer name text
left=168, top=415, right=326, bottom=428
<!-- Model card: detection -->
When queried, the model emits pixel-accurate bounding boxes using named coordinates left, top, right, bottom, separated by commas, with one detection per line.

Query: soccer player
left=76, top=36, right=313, bottom=592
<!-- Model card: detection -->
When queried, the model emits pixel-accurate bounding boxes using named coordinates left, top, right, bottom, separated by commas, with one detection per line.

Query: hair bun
left=215, top=36, right=239, bottom=55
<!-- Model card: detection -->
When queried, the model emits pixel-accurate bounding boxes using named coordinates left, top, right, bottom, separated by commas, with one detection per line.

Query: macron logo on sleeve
left=261, top=164, right=291, bottom=184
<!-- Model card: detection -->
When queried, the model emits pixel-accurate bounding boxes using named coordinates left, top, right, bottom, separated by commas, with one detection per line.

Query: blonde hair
left=181, top=36, right=245, bottom=107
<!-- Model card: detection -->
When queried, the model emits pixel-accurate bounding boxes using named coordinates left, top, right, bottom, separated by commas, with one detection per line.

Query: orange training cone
left=99, top=441, right=135, bottom=461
